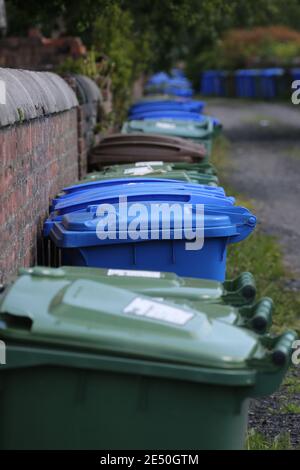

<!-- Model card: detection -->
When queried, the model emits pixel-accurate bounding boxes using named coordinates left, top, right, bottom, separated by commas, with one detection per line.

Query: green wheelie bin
left=89, top=160, right=217, bottom=176
left=122, top=117, right=216, bottom=160
left=47, top=266, right=274, bottom=334
left=31, top=266, right=257, bottom=306
left=0, top=267, right=296, bottom=450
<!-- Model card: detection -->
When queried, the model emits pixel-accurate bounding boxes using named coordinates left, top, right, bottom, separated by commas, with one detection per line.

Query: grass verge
left=211, top=136, right=300, bottom=450
left=212, top=136, right=300, bottom=333
left=246, top=430, right=294, bottom=450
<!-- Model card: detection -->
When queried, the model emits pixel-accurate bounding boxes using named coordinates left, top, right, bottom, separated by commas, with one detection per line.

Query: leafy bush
left=199, top=26, right=300, bottom=70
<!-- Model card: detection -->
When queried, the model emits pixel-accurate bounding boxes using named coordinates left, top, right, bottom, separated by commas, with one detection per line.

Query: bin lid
left=129, top=100, right=205, bottom=113
left=260, top=68, right=284, bottom=76
left=122, top=118, right=214, bottom=139
left=171, top=68, right=186, bottom=78
left=46, top=266, right=256, bottom=307
left=235, top=69, right=260, bottom=76
left=89, top=137, right=207, bottom=165
left=62, top=169, right=218, bottom=186
left=135, top=94, right=186, bottom=103
left=82, top=163, right=217, bottom=184
left=0, top=269, right=273, bottom=372
left=24, top=267, right=268, bottom=333
left=51, top=179, right=234, bottom=215
left=102, top=160, right=215, bottom=172
left=100, top=160, right=217, bottom=175
left=58, top=175, right=222, bottom=199
left=146, top=72, right=170, bottom=85
left=49, top=204, right=256, bottom=247
left=98, top=132, right=206, bottom=151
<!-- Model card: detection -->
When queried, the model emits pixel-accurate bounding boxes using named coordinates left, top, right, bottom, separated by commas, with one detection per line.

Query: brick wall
left=0, top=68, right=79, bottom=284
left=64, top=74, right=102, bottom=179
left=0, top=29, right=86, bottom=70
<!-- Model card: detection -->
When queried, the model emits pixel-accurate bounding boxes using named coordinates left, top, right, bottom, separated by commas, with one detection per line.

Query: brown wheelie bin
left=89, top=133, right=206, bottom=169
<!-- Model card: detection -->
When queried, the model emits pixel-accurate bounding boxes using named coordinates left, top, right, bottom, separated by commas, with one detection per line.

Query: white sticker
left=107, top=269, right=161, bottom=278
left=124, top=297, right=194, bottom=326
left=135, top=161, right=164, bottom=167
left=0, top=80, right=6, bottom=104
left=155, top=122, right=176, bottom=129
left=124, top=167, right=152, bottom=176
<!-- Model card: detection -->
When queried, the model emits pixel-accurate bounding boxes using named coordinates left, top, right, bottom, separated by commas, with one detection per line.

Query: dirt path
left=207, top=99, right=300, bottom=285
left=206, top=98, right=300, bottom=447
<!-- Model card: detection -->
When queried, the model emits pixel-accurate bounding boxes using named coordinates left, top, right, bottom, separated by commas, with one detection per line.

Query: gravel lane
left=207, top=99, right=300, bottom=280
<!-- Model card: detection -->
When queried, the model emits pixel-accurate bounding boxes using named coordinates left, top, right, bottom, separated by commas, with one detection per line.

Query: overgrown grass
left=279, top=402, right=300, bottom=414
left=212, top=136, right=300, bottom=333
left=284, top=375, right=300, bottom=395
left=246, top=430, right=294, bottom=450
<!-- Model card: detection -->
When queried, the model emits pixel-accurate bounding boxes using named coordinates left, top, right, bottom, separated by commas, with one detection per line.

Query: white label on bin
left=107, top=269, right=161, bottom=278
left=155, top=122, right=176, bottom=129
left=124, top=167, right=152, bottom=176
left=124, top=297, right=194, bottom=325
left=135, top=161, right=164, bottom=167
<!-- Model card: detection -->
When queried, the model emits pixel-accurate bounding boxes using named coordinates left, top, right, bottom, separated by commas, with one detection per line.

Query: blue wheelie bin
left=44, top=178, right=233, bottom=235
left=164, top=77, right=194, bottom=97
left=44, top=179, right=256, bottom=281
left=260, top=68, right=284, bottom=99
left=235, top=69, right=260, bottom=98
left=145, top=72, right=170, bottom=95
left=129, top=99, right=206, bottom=115
left=291, top=68, right=300, bottom=81
left=126, top=111, right=221, bottom=129
left=128, top=110, right=206, bottom=122
left=200, top=71, right=226, bottom=96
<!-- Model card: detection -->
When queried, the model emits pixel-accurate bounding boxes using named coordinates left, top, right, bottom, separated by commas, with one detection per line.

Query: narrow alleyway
left=207, top=98, right=300, bottom=447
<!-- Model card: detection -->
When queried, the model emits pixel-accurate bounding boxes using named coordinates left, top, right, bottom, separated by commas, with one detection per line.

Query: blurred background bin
left=127, top=110, right=207, bottom=122
left=144, top=72, right=170, bottom=95
left=235, top=69, right=261, bottom=98
left=164, top=77, right=194, bottom=97
left=129, top=99, right=205, bottom=115
left=224, top=71, right=236, bottom=97
left=260, top=68, right=284, bottom=99
left=200, top=70, right=226, bottom=96
left=121, top=117, right=217, bottom=160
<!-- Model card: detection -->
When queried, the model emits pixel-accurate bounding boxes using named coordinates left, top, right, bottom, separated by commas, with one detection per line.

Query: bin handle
left=235, top=272, right=256, bottom=300
left=250, top=298, right=273, bottom=334
left=228, top=215, right=257, bottom=244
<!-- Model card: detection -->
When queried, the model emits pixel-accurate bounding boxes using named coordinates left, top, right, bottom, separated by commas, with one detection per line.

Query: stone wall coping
left=0, top=67, right=78, bottom=127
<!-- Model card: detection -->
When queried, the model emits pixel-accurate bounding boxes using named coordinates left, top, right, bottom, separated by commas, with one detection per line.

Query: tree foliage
left=6, top=0, right=300, bottom=91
